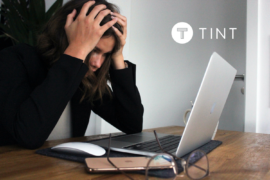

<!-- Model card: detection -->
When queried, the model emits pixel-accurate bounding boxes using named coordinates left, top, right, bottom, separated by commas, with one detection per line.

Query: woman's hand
left=111, top=12, right=127, bottom=69
left=64, top=1, right=118, bottom=61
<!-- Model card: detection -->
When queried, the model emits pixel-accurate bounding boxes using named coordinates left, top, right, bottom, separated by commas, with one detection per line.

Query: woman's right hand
left=64, top=1, right=117, bottom=61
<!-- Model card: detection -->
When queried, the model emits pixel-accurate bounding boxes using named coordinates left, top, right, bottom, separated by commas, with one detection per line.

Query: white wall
left=129, top=0, right=246, bottom=131
left=246, top=0, right=270, bottom=134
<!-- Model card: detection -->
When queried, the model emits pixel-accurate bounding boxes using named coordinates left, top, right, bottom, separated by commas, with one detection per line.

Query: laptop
left=91, top=52, right=237, bottom=158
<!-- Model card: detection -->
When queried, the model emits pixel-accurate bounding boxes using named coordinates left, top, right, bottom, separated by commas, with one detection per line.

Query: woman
left=0, top=0, right=143, bottom=149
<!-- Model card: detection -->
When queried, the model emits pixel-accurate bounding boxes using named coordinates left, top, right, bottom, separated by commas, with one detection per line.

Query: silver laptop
left=91, top=52, right=237, bottom=158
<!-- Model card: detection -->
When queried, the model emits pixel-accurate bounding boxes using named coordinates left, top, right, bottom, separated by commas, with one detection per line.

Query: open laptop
left=91, top=52, right=237, bottom=158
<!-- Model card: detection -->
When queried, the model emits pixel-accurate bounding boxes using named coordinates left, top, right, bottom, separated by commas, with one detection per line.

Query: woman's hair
left=37, top=0, right=123, bottom=103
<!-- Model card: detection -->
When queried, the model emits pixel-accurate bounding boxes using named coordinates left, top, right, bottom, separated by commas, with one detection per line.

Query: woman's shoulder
left=2, top=43, right=38, bottom=58
left=0, top=43, right=46, bottom=81
left=0, top=43, right=37, bottom=60
left=1, top=43, right=34, bottom=53
left=0, top=43, right=42, bottom=66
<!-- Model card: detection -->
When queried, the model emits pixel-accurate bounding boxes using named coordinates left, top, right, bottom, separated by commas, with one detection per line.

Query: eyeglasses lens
left=186, top=150, right=209, bottom=179
left=145, top=153, right=178, bottom=179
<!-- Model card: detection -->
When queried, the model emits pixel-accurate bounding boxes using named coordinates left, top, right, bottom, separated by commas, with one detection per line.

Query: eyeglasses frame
left=106, top=131, right=209, bottom=180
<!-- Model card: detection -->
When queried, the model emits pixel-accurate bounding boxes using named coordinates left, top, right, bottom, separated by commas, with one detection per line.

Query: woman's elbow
left=136, top=105, right=144, bottom=132
left=18, top=138, right=44, bottom=149
left=15, top=132, right=45, bottom=149
left=133, top=123, right=143, bottom=134
left=126, top=108, right=144, bottom=134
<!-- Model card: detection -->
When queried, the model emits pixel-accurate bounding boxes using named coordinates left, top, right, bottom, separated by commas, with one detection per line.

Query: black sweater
left=0, top=44, right=144, bottom=149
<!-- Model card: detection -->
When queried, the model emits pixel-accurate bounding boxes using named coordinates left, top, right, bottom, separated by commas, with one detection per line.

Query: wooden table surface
left=1, top=126, right=270, bottom=180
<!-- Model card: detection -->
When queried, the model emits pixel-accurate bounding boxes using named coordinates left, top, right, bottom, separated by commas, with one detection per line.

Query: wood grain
left=1, top=126, right=269, bottom=180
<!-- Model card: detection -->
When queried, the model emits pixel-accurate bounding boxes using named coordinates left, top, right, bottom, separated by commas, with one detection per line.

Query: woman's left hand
left=111, top=12, right=127, bottom=69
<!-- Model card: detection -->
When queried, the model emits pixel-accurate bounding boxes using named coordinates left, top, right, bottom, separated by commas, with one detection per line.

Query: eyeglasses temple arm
left=153, top=130, right=182, bottom=161
left=188, top=163, right=208, bottom=173
left=107, top=134, right=134, bottom=180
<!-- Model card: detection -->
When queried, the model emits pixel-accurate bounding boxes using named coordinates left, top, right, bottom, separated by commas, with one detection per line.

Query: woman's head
left=37, top=0, right=123, bottom=102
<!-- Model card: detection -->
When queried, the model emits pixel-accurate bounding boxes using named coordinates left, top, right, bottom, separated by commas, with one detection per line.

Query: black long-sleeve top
left=0, top=44, right=144, bottom=149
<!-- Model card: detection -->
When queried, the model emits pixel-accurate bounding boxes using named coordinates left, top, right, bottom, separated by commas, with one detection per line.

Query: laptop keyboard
left=123, top=135, right=181, bottom=154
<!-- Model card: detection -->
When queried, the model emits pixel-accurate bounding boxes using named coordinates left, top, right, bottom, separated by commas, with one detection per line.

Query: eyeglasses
left=145, top=130, right=209, bottom=180
left=106, top=131, right=209, bottom=180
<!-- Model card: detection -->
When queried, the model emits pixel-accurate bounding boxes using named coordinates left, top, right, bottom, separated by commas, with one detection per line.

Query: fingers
left=100, top=17, right=118, bottom=34
left=87, top=4, right=107, bottom=20
left=95, top=9, right=111, bottom=24
left=112, top=16, right=125, bottom=27
left=113, top=17, right=126, bottom=35
left=65, top=9, right=77, bottom=28
left=78, top=0, right=95, bottom=18
left=111, top=12, right=127, bottom=37
left=111, top=18, right=125, bottom=37
left=112, top=26, right=122, bottom=37
left=111, top=12, right=127, bottom=24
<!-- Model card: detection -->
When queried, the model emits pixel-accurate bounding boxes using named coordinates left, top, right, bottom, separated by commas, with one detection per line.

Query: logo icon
left=171, top=22, right=193, bottom=44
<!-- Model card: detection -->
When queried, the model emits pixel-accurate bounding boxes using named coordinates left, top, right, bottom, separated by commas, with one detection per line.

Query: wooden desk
left=1, top=126, right=270, bottom=180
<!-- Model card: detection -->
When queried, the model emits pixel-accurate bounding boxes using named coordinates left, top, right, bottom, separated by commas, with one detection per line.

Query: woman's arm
left=0, top=45, right=88, bottom=149
left=92, top=61, right=144, bottom=134
left=90, top=12, right=143, bottom=133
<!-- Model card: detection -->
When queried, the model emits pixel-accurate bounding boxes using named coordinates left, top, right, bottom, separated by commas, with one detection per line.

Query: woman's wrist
left=112, top=54, right=126, bottom=69
left=64, top=45, right=89, bottom=61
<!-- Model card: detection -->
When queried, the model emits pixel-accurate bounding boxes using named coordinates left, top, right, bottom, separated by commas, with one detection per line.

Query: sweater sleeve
left=92, top=61, right=144, bottom=134
left=0, top=47, right=88, bottom=149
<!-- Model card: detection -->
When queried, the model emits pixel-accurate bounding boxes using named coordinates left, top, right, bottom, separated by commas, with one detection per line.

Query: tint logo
left=171, top=22, right=193, bottom=44
left=172, top=22, right=237, bottom=44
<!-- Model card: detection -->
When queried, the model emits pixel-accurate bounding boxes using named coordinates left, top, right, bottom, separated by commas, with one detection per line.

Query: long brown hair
left=37, top=0, right=123, bottom=103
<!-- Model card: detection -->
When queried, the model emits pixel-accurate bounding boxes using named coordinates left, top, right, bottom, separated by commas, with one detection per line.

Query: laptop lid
left=175, top=52, right=237, bottom=157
